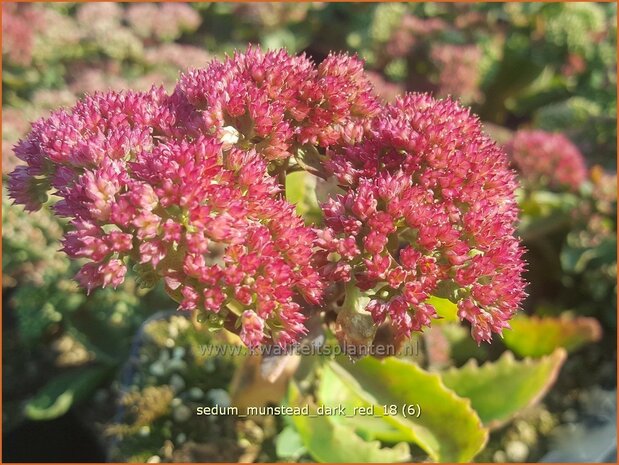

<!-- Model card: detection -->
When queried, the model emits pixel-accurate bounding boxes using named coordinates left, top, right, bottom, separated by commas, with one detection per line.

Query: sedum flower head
left=508, top=129, right=588, bottom=191
left=173, top=46, right=380, bottom=161
left=9, top=48, right=525, bottom=348
left=8, top=83, right=323, bottom=348
left=319, top=93, right=526, bottom=344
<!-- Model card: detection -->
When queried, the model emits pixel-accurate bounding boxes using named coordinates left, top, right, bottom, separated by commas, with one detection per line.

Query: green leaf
left=275, top=426, right=307, bottom=461
left=440, top=324, right=488, bottom=365
left=66, top=307, right=130, bottom=364
left=503, top=315, right=602, bottom=357
left=441, top=349, right=567, bottom=429
left=526, top=191, right=580, bottom=213
left=333, top=357, right=488, bottom=462
left=293, top=145, right=328, bottom=179
left=288, top=382, right=411, bottom=463
left=285, top=170, right=321, bottom=224
left=519, top=191, right=579, bottom=241
left=261, top=29, right=304, bottom=53
left=561, top=237, right=617, bottom=274
left=317, top=363, right=413, bottom=444
left=24, top=365, right=110, bottom=420
left=427, top=295, right=458, bottom=322
left=479, top=36, right=547, bottom=122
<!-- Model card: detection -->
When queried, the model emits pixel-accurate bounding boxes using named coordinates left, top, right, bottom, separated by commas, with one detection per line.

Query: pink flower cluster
left=508, top=129, right=588, bottom=192
left=8, top=84, right=326, bottom=348
left=318, top=94, right=526, bottom=343
left=2, top=3, right=46, bottom=66
left=126, top=3, right=201, bottom=42
left=431, top=44, right=482, bottom=104
left=385, top=15, right=447, bottom=59
left=9, top=47, right=525, bottom=347
left=173, top=47, right=380, bottom=161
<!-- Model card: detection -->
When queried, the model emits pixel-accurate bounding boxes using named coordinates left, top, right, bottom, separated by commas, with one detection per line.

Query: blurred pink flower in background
left=126, top=3, right=201, bottom=42
left=2, top=3, right=46, bottom=66
left=508, top=129, right=588, bottom=191
left=431, top=44, right=483, bottom=105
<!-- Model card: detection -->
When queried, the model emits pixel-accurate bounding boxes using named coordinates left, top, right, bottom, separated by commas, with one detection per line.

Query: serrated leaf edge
left=442, top=348, right=567, bottom=429
left=332, top=358, right=489, bottom=462
left=511, top=315, right=602, bottom=342
left=288, top=382, right=411, bottom=463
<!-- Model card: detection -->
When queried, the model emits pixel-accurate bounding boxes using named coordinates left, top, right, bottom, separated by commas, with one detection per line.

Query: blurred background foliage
left=2, top=2, right=616, bottom=463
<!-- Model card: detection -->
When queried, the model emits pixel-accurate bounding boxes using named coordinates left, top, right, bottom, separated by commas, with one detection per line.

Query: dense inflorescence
left=318, top=94, right=526, bottom=344
left=173, top=47, right=380, bottom=161
left=9, top=47, right=526, bottom=348
left=8, top=82, right=323, bottom=348
left=508, top=129, right=588, bottom=192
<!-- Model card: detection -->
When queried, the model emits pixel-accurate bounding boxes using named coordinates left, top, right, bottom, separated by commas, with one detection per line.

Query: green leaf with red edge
left=287, top=382, right=411, bottom=463
left=331, top=357, right=488, bottom=462
left=317, top=362, right=415, bottom=444
left=502, top=314, right=602, bottom=357
left=441, top=349, right=567, bottom=429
